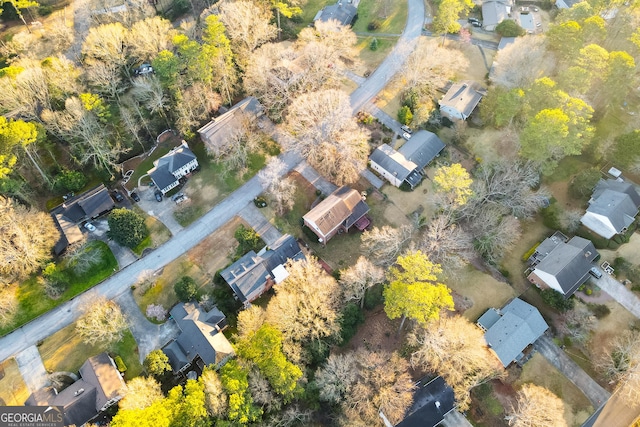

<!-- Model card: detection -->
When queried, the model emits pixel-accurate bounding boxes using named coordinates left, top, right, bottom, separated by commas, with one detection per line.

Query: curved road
left=0, top=0, right=425, bottom=364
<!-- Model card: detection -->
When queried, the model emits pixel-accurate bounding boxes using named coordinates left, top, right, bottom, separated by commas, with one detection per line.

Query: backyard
left=39, top=324, right=142, bottom=381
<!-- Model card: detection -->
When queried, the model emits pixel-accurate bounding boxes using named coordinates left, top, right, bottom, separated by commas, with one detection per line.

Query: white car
left=402, top=132, right=412, bottom=140
left=84, top=222, right=96, bottom=232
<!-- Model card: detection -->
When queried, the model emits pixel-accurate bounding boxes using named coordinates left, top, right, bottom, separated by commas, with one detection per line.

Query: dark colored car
left=154, top=190, right=163, bottom=202
left=112, top=190, right=124, bottom=202
left=468, top=17, right=480, bottom=23
left=131, top=192, right=141, bottom=202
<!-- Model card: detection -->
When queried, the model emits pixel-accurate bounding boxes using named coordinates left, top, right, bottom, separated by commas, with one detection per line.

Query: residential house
left=580, top=179, right=640, bottom=239
left=478, top=298, right=549, bottom=368
left=555, top=0, right=583, bottom=8
left=313, top=2, right=358, bottom=26
left=50, top=184, right=115, bottom=254
left=369, top=144, right=422, bottom=188
left=438, top=81, right=484, bottom=121
left=527, top=231, right=599, bottom=297
left=482, top=0, right=512, bottom=31
left=163, top=302, right=234, bottom=374
left=25, top=353, right=125, bottom=426
left=197, top=97, right=264, bottom=157
left=303, top=186, right=370, bottom=243
left=221, top=234, right=305, bottom=307
left=148, top=141, right=198, bottom=195
left=382, top=376, right=455, bottom=427
left=397, top=130, right=446, bottom=171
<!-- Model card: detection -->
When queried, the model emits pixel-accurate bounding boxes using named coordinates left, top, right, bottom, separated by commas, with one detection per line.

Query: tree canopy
left=107, top=208, right=149, bottom=249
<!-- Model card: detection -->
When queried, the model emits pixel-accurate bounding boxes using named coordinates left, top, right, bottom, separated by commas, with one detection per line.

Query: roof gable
left=314, top=3, right=357, bottom=25
left=439, top=81, right=484, bottom=118
left=79, top=353, right=124, bottom=411
left=198, top=97, right=263, bottom=154
left=369, top=144, right=418, bottom=181
left=52, top=184, right=114, bottom=223
left=584, top=180, right=640, bottom=236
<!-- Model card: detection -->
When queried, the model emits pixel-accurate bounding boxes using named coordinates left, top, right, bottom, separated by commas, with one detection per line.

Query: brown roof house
left=527, top=231, right=599, bottom=297
left=438, top=81, right=485, bottom=121
left=580, top=179, right=640, bottom=239
left=197, top=97, right=264, bottom=158
left=303, top=186, right=370, bottom=244
left=25, top=353, right=125, bottom=427
left=50, top=184, right=115, bottom=254
left=148, top=141, right=198, bottom=195
left=221, top=234, right=305, bottom=308
left=163, top=302, right=234, bottom=374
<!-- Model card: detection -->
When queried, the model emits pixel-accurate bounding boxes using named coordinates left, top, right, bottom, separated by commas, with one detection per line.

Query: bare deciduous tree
left=315, top=353, right=358, bottom=404
left=339, top=257, right=385, bottom=308
left=420, top=215, right=473, bottom=272
left=559, top=208, right=583, bottom=233
left=258, top=157, right=296, bottom=215
left=342, top=351, right=415, bottom=426
left=506, top=384, right=567, bottom=427
left=0, top=196, right=59, bottom=281
left=284, top=89, right=369, bottom=185
left=64, top=242, right=104, bottom=275
left=81, top=22, right=129, bottom=70
left=200, top=367, right=228, bottom=417
left=265, top=257, right=342, bottom=364
left=597, top=330, right=640, bottom=405
left=249, top=368, right=282, bottom=413
left=119, top=376, right=163, bottom=411
left=296, top=20, right=358, bottom=67
left=408, top=315, right=505, bottom=411
left=76, top=297, right=128, bottom=345
left=267, top=405, right=313, bottom=427
left=0, top=287, right=18, bottom=327
left=560, top=301, right=597, bottom=344
left=131, top=75, right=171, bottom=127
left=467, top=207, right=522, bottom=264
left=361, top=225, right=414, bottom=267
left=491, top=37, right=555, bottom=89
left=45, top=18, right=75, bottom=54
left=86, top=61, right=127, bottom=101
left=237, top=305, right=266, bottom=339
left=127, top=17, right=175, bottom=63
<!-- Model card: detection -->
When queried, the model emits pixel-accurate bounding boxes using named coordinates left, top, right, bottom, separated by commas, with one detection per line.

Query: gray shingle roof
left=397, top=376, right=455, bottom=427
left=397, top=130, right=446, bottom=170
left=148, top=142, right=197, bottom=192
left=439, top=81, right=484, bottom=119
left=484, top=298, right=548, bottom=367
left=582, top=179, right=640, bottom=238
left=369, top=143, right=418, bottom=183
left=482, top=1, right=510, bottom=28
left=314, top=3, right=357, bottom=26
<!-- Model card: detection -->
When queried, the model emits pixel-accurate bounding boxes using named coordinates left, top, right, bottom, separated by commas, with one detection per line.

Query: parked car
left=471, top=21, right=482, bottom=27
left=589, top=266, right=603, bottom=279
left=134, top=63, right=154, bottom=76
left=533, top=6, right=539, bottom=11
left=174, top=194, right=187, bottom=204
left=112, top=190, right=124, bottom=202
left=468, top=17, right=480, bottom=23
left=84, top=222, right=96, bottom=232
left=402, top=132, right=412, bottom=140
left=154, top=190, right=163, bottom=202
left=536, top=22, right=542, bottom=27
left=401, top=125, right=413, bottom=134
left=131, top=192, right=140, bottom=202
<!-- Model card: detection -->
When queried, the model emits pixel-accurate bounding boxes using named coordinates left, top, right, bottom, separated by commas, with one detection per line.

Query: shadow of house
left=163, top=302, right=234, bottom=374
left=221, top=234, right=305, bottom=308
left=385, top=376, right=455, bottom=427
left=477, top=298, right=548, bottom=368
left=303, top=186, right=370, bottom=244
left=25, top=353, right=125, bottom=427
left=313, top=2, right=358, bottom=26
left=580, top=179, right=640, bottom=239
left=148, top=141, right=198, bottom=195
left=438, top=81, right=485, bottom=121
left=527, top=231, right=599, bottom=298
left=197, top=97, right=264, bottom=158
left=50, top=184, right=115, bottom=255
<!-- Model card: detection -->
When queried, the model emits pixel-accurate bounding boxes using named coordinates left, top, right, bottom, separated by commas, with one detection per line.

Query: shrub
left=114, top=355, right=127, bottom=373
left=495, top=20, right=525, bottom=37
left=38, top=5, right=53, bottom=16
left=234, top=224, right=264, bottom=256
left=588, top=303, right=610, bottom=319
left=146, top=304, right=167, bottom=321
left=364, top=283, right=384, bottom=309
left=367, top=20, right=380, bottom=30
left=541, top=288, right=574, bottom=312
left=107, top=209, right=149, bottom=249
left=540, top=203, right=562, bottom=230
left=54, top=169, right=88, bottom=193
left=174, top=276, right=198, bottom=302
left=522, top=243, right=541, bottom=261
left=398, top=105, right=413, bottom=125
left=340, top=303, right=365, bottom=344
left=369, top=37, right=379, bottom=51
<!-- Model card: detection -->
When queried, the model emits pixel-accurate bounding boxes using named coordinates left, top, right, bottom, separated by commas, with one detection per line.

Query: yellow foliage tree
left=433, top=163, right=473, bottom=206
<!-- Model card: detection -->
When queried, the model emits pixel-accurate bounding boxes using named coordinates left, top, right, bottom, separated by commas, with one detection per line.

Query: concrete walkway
left=115, top=292, right=179, bottom=363
left=534, top=335, right=611, bottom=408
left=14, top=346, right=49, bottom=392
left=590, top=273, right=640, bottom=319
left=238, top=203, right=283, bottom=246
left=360, top=169, right=385, bottom=189
left=442, top=411, right=474, bottom=427
left=294, top=161, right=338, bottom=195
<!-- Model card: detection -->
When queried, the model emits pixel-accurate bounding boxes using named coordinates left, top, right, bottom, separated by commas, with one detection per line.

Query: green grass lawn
left=127, top=144, right=173, bottom=190
left=0, top=358, right=29, bottom=406
left=356, top=36, right=397, bottom=74
left=132, top=212, right=172, bottom=255
left=0, top=241, right=118, bottom=336
left=544, top=155, right=595, bottom=184
left=39, top=324, right=142, bottom=380
left=351, top=0, right=407, bottom=34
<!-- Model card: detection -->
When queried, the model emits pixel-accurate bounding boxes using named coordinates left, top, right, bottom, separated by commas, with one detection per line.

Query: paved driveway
left=14, top=345, right=49, bottom=392
left=442, top=411, right=474, bottom=427
left=238, top=203, right=283, bottom=246
left=136, top=186, right=184, bottom=236
left=589, top=272, right=640, bottom=319
left=534, top=335, right=610, bottom=408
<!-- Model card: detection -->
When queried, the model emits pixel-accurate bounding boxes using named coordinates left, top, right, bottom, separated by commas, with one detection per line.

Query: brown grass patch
left=339, top=307, right=403, bottom=355
left=187, top=218, right=242, bottom=277
left=0, top=358, right=29, bottom=406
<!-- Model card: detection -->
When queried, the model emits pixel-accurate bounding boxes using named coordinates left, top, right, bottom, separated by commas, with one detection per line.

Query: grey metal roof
left=315, top=3, right=357, bottom=26
left=397, top=376, right=455, bottom=427
left=369, top=143, right=418, bottom=183
left=397, top=131, right=446, bottom=170
left=484, top=298, right=548, bottom=368
left=534, top=236, right=598, bottom=296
